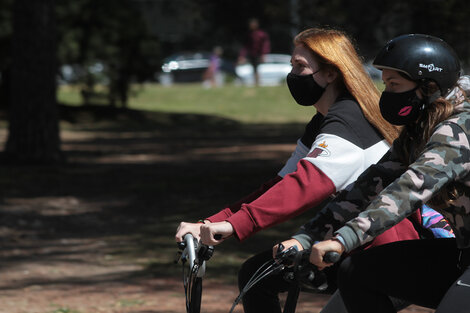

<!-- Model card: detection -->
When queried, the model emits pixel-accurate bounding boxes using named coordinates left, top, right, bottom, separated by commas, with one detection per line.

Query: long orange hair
left=294, top=28, right=400, bottom=144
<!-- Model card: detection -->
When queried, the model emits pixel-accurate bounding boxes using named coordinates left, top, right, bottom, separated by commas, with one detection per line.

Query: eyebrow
left=291, top=56, right=306, bottom=63
left=383, top=75, right=400, bottom=82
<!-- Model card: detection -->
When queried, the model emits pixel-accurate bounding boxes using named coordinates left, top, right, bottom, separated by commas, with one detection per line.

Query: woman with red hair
left=175, top=28, right=451, bottom=313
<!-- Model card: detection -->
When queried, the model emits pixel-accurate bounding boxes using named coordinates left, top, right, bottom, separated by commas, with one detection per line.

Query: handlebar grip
left=323, top=251, right=340, bottom=264
left=177, top=233, right=194, bottom=250
left=214, top=234, right=222, bottom=240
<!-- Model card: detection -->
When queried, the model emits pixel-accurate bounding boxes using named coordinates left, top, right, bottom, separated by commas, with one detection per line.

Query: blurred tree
left=5, top=0, right=62, bottom=163
left=0, top=0, right=13, bottom=109
left=295, top=0, right=470, bottom=67
left=0, top=0, right=469, bottom=113
left=56, top=0, right=161, bottom=107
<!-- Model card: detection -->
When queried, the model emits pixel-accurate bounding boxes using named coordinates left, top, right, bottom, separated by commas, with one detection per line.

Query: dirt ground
left=0, top=108, right=435, bottom=313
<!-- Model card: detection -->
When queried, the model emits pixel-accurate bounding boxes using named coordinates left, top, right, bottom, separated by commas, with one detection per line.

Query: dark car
left=159, top=52, right=210, bottom=84
left=157, top=51, right=236, bottom=85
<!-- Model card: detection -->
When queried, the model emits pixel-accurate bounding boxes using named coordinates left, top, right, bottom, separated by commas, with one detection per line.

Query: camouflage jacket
left=293, top=96, right=470, bottom=252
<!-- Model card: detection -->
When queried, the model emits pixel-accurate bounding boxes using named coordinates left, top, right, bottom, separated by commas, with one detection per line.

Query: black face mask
left=379, top=87, right=424, bottom=125
left=286, top=72, right=326, bottom=106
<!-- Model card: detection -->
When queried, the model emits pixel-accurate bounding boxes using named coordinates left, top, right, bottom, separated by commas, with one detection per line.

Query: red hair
left=294, top=28, right=400, bottom=144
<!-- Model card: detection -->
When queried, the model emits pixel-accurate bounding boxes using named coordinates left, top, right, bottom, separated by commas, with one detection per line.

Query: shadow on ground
left=0, top=106, right=435, bottom=313
left=0, top=105, right=309, bottom=282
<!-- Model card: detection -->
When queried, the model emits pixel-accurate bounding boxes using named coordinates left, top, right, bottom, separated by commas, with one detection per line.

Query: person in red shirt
left=175, top=28, right=426, bottom=313
left=238, top=18, right=270, bottom=86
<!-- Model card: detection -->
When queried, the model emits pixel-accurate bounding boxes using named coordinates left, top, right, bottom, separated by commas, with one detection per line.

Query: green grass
left=48, top=307, right=80, bottom=313
left=57, top=83, right=315, bottom=124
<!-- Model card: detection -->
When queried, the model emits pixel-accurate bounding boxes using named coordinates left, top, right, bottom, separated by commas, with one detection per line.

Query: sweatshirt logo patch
left=307, top=141, right=330, bottom=158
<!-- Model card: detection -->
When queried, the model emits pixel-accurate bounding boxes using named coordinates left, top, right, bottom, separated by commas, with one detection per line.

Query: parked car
left=158, top=51, right=235, bottom=85
left=58, top=62, right=108, bottom=85
left=235, top=53, right=292, bottom=86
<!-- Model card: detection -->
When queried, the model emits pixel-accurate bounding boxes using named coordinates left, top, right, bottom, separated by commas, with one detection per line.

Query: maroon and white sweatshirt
left=206, top=94, right=416, bottom=243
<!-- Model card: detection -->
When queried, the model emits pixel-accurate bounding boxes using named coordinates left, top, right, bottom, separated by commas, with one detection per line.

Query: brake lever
left=274, top=244, right=299, bottom=266
left=177, top=241, right=186, bottom=250
left=174, top=250, right=183, bottom=264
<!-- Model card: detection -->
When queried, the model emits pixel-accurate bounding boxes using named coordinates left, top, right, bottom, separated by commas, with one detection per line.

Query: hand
left=309, top=239, right=345, bottom=270
left=200, top=221, right=234, bottom=246
left=175, top=222, right=206, bottom=242
left=272, top=238, right=303, bottom=259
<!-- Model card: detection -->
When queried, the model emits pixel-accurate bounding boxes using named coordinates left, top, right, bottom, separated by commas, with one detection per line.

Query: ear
left=324, top=68, right=339, bottom=84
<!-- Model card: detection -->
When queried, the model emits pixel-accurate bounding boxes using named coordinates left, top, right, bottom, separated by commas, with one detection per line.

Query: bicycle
left=176, top=236, right=339, bottom=313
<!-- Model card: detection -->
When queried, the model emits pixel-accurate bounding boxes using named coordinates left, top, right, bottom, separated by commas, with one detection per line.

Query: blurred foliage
left=0, top=0, right=469, bottom=110
left=55, top=0, right=161, bottom=107
left=0, top=0, right=13, bottom=104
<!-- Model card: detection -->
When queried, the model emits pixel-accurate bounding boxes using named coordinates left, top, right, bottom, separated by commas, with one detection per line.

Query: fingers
left=272, top=238, right=303, bottom=259
left=309, top=239, right=344, bottom=270
left=200, top=222, right=233, bottom=246
left=309, top=247, right=327, bottom=270
left=200, top=224, right=222, bottom=245
left=176, top=221, right=233, bottom=246
left=272, top=245, right=279, bottom=259
left=175, top=222, right=202, bottom=242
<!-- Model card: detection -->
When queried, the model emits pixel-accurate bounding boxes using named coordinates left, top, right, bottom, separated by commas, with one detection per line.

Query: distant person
left=238, top=18, right=271, bottom=86
left=203, top=46, right=224, bottom=88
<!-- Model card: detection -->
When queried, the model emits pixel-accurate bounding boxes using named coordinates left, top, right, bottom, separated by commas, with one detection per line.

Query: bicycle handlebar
left=177, top=233, right=215, bottom=278
left=277, top=246, right=341, bottom=313
left=323, top=251, right=340, bottom=264
left=275, top=244, right=340, bottom=266
left=176, top=233, right=216, bottom=313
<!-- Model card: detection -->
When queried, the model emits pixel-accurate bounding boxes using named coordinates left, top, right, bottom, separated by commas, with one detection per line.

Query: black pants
left=337, top=238, right=470, bottom=313
left=238, top=249, right=337, bottom=313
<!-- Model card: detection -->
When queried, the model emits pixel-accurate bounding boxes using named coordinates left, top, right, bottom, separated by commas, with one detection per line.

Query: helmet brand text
left=419, top=63, right=443, bottom=72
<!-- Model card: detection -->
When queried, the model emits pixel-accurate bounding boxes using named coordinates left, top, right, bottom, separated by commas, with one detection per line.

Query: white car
left=235, top=53, right=292, bottom=86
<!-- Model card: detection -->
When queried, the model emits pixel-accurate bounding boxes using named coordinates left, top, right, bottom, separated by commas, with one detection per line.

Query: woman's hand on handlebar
left=200, top=221, right=234, bottom=245
left=272, top=238, right=303, bottom=259
left=310, top=238, right=345, bottom=270
left=175, top=221, right=207, bottom=242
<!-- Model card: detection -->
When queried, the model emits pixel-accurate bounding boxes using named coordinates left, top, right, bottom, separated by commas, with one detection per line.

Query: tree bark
left=5, top=0, right=62, bottom=163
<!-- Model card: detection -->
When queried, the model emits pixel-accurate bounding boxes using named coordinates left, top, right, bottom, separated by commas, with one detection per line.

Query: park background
left=0, top=1, right=469, bottom=312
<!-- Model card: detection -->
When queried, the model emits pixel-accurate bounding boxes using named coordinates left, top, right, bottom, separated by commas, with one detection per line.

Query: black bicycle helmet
left=373, top=34, right=460, bottom=95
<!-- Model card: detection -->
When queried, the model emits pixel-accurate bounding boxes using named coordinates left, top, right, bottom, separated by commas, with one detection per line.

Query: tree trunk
left=5, top=0, right=62, bottom=163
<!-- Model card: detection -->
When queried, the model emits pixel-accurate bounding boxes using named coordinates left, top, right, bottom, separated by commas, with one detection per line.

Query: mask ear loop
left=311, top=68, right=330, bottom=90
left=311, top=69, right=321, bottom=76
left=415, top=81, right=440, bottom=132
left=427, top=91, right=442, bottom=105
left=418, top=80, right=442, bottom=108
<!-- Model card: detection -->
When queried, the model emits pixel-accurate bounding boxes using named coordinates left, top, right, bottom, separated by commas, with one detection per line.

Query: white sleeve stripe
left=278, top=139, right=310, bottom=177
left=303, top=134, right=388, bottom=191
